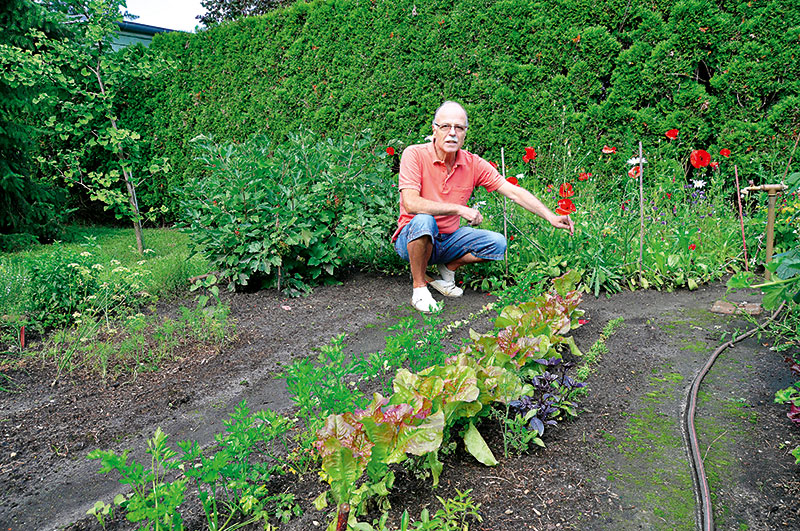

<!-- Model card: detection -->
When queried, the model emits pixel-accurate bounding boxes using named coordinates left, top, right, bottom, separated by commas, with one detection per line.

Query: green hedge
left=122, top=0, right=800, bottom=218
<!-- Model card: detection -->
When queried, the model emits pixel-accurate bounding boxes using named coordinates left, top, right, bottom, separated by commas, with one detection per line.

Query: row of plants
left=86, top=271, right=595, bottom=530
left=311, top=271, right=585, bottom=529
left=460, top=139, right=796, bottom=295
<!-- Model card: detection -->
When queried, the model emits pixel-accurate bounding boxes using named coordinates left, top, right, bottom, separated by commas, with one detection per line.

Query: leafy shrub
left=26, top=248, right=100, bottom=329
left=180, top=129, right=395, bottom=295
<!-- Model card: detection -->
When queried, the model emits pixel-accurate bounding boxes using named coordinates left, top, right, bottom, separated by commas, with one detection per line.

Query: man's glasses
left=434, top=122, right=467, bottom=134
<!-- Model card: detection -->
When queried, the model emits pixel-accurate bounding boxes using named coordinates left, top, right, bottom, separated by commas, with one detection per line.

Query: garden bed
left=0, top=272, right=797, bottom=530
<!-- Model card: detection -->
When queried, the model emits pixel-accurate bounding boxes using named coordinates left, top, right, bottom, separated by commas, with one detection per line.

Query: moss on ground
left=600, top=366, right=695, bottom=530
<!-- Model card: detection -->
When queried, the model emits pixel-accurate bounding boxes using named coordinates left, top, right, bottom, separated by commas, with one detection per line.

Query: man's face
left=432, top=105, right=468, bottom=155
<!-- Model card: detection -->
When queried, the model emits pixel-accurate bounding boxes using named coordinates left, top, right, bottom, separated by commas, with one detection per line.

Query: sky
left=122, top=0, right=207, bottom=33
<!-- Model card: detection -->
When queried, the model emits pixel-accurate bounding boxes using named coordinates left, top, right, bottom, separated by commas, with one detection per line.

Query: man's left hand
left=550, top=215, right=574, bottom=236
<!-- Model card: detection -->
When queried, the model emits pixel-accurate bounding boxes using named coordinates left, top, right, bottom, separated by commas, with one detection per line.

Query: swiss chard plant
left=312, top=271, right=586, bottom=529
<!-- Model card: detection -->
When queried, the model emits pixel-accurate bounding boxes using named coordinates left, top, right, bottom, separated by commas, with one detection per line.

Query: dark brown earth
left=1, top=272, right=798, bottom=531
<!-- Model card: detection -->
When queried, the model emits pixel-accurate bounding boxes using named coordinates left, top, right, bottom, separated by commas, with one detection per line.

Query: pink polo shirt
left=392, top=141, right=504, bottom=241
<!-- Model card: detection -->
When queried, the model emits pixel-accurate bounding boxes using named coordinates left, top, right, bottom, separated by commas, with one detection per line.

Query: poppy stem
left=638, top=141, right=645, bottom=284
left=500, top=147, right=509, bottom=276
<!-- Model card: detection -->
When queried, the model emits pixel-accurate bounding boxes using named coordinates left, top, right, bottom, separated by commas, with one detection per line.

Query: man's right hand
left=460, top=206, right=483, bottom=226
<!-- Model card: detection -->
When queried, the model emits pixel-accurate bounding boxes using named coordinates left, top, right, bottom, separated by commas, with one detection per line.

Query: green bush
left=179, top=129, right=396, bottom=295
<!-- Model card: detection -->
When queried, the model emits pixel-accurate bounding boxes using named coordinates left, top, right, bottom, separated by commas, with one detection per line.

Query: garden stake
left=20, top=325, right=25, bottom=349
left=744, top=183, right=788, bottom=280
left=733, top=165, right=749, bottom=272
left=637, top=141, right=644, bottom=284
left=501, top=147, right=509, bottom=276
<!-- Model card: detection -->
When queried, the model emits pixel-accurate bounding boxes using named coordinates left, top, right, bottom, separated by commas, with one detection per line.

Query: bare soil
left=1, top=272, right=798, bottom=530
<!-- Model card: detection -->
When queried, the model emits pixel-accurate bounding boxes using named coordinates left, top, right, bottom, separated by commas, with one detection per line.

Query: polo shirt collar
left=428, top=139, right=466, bottom=168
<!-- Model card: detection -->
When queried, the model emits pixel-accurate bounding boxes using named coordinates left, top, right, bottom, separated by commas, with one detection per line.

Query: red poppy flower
left=690, top=149, right=711, bottom=169
left=559, top=182, right=574, bottom=198
left=386, top=146, right=395, bottom=156
left=666, top=193, right=672, bottom=199
left=710, top=161, right=720, bottom=170
left=578, top=172, right=591, bottom=181
left=602, top=145, right=617, bottom=154
left=212, top=200, right=217, bottom=205
left=578, top=319, right=589, bottom=325
left=719, top=148, right=731, bottom=158
left=235, top=230, right=240, bottom=235
left=665, top=129, right=679, bottom=140
left=627, top=166, right=641, bottom=179
left=523, top=147, right=537, bottom=163
left=506, top=176, right=519, bottom=186
left=489, top=161, right=498, bottom=169
left=555, top=198, right=576, bottom=215
left=688, top=243, right=696, bottom=251
left=509, top=235, right=515, bottom=241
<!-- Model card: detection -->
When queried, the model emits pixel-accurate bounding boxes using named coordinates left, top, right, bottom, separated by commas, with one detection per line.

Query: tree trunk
left=121, top=164, right=144, bottom=254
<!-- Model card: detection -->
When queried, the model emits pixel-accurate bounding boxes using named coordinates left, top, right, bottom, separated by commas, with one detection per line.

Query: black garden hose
left=683, top=301, right=786, bottom=531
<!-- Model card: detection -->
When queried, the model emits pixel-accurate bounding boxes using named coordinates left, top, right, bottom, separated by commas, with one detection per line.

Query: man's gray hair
left=432, top=101, right=469, bottom=128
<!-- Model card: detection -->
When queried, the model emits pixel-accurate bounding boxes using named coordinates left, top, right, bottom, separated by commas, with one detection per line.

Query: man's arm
left=496, top=181, right=574, bottom=235
left=401, top=189, right=483, bottom=226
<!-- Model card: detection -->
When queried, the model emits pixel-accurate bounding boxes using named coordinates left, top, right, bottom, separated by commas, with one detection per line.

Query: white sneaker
left=428, top=278, right=463, bottom=297
left=411, top=287, right=441, bottom=313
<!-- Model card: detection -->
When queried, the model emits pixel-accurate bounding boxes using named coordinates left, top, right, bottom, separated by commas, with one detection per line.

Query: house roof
left=117, top=20, right=181, bottom=36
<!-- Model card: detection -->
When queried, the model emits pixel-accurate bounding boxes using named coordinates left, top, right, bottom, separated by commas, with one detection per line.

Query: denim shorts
left=393, top=214, right=507, bottom=265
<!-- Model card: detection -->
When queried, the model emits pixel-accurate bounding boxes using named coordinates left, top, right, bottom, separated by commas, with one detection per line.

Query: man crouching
left=391, top=101, right=574, bottom=312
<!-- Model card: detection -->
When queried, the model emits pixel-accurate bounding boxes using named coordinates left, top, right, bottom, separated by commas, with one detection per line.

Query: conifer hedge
left=123, top=0, right=800, bottom=217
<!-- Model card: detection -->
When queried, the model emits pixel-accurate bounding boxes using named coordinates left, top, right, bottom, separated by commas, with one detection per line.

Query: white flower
left=516, top=173, right=524, bottom=180
left=137, top=260, right=146, bottom=266
left=692, top=179, right=706, bottom=189
left=112, top=266, right=129, bottom=273
left=91, top=264, right=104, bottom=270
left=473, top=201, right=487, bottom=210
left=110, top=259, right=121, bottom=265
left=626, top=157, right=648, bottom=165
left=143, top=249, right=155, bottom=254
left=72, top=311, right=81, bottom=318
left=67, top=263, right=79, bottom=268
left=80, top=251, right=91, bottom=257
